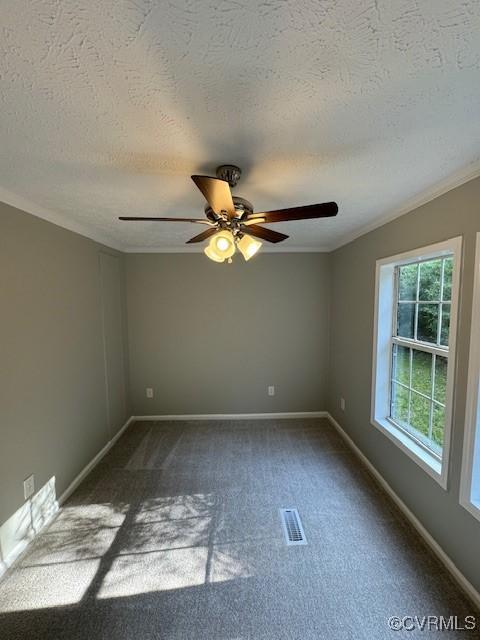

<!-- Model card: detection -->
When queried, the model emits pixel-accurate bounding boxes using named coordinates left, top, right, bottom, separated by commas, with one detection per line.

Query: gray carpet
left=0, top=418, right=478, bottom=639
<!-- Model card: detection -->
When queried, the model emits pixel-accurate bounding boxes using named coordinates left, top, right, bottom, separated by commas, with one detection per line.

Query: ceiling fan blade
left=185, top=227, right=218, bottom=244
left=247, top=202, right=338, bottom=224
left=119, top=217, right=212, bottom=225
left=191, top=175, right=236, bottom=218
left=243, top=224, right=289, bottom=244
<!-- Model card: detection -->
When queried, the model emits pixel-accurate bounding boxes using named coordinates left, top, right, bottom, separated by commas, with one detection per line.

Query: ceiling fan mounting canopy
left=215, top=164, right=242, bottom=187
left=118, top=162, right=339, bottom=261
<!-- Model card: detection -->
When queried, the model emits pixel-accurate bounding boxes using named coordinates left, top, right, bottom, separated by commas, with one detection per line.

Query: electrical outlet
left=23, top=474, right=35, bottom=500
left=146, top=388, right=154, bottom=398
left=340, top=397, right=346, bottom=411
left=268, top=385, right=275, bottom=397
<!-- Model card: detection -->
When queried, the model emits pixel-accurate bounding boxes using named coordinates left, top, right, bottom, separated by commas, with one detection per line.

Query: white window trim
left=371, top=237, right=462, bottom=489
left=460, top=232, right=480, bottom=522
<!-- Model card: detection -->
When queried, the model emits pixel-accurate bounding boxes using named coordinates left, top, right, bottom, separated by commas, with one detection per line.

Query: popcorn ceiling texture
left=1, top=0, right=479, bottom=250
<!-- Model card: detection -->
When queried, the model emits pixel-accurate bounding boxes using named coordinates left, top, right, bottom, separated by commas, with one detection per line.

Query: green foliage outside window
left=390, top=256, right=452, bottom=456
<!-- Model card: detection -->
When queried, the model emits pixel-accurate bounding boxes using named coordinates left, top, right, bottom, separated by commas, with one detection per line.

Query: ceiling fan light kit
left=119, top=164, right=338, bottom=263
left=204, top=230, right=236, bottom=263
left=203, top=230, right=262, bottom=263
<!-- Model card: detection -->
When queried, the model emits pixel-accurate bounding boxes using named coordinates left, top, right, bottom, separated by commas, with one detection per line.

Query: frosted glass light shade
left=211, top=231, right=235, bottom=259
left=204, top=245, right=225, bottom=262
left=237, top=234, right=262, bottom=261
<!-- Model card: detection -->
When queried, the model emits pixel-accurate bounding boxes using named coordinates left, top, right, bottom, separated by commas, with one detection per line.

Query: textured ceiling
left=1, top=0, right=480, bottom=251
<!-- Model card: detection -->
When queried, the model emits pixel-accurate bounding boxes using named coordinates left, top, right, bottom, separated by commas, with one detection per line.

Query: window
left=371, top=238, right=462, bottom=487
left=391, top=256, right=452, bottom=458
left=461, top=233, right=480, bottom=522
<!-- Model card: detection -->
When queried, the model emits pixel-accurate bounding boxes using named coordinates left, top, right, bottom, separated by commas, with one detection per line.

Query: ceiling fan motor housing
left=204, top=196, right=253, bottom=222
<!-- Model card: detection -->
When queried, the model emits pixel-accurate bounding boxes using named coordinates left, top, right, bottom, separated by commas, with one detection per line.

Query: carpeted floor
left=0, top=418, right=478, bottom=639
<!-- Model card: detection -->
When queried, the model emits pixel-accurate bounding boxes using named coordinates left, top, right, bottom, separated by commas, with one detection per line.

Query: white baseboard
left=0, top=508, right=59, bottom=579
left=0, top=477, right=58, bottom=579
left=131, top=411, right=327, bottom=421
left=326, top=412, right=480, bottom=610
left=58, top=416, right=134, bottom=505
left=0, top=416, right=134, bottom=581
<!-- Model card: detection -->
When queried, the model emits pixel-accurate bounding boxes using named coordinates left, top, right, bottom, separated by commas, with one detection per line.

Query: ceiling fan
left=119, top=165, right=338, bottom=262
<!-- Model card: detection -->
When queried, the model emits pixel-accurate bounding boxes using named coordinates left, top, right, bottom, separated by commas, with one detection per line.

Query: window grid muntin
left=395, top=255, right=452, bottom=348
left=389, top=255, right=452, bottom=457
left=438, top=257, right=446, bottom=344
left=390, top=349, right=444, bottom=459
left=414, top=262, right=420, bottom=341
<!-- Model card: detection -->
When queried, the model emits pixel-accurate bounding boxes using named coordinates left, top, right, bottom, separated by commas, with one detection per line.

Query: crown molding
left=0, top=187, right=124, bottom=252
left=0, top=188, right=327, bottom=254
left=123, top=245, right=329, bottom=254
left=330, top=161, right=480, bottom=251
left=3, top=161, right=480, bottom=256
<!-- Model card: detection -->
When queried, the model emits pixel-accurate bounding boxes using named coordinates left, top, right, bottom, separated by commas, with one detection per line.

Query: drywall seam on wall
left=326, top=413, right=480, bottom=610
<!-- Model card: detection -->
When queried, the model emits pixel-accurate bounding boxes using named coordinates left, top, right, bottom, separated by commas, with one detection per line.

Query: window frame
left=371, top=237, right=462, bottom=489
left=460, top=232, right=480, bottom=522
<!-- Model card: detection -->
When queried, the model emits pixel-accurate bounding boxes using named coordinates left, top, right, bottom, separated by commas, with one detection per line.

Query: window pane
left=391, top=383, right=409, bottom=426
left=440, top=303, right=450, bottom=346
left=410, top=392, right=430, bottom=437
left=442, top=257, right=453, bottom=301
left=432, top=403, right=445, bottom=447
left=397, top=303, right=415, bottom=339
left=411, top=350, right=432, bottom=397
left=392, top=345, right=410, bottom=385
left=417, top=303, right=439, bottom=343
left=419, top=259, right=441, bottom=301
left=434, top=355, right=447, bottom=404
left=398, top=263, right=418, bottom=301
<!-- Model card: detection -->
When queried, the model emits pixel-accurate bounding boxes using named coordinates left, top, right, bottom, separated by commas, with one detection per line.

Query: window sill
left=372, top=416, right=446, bottom=488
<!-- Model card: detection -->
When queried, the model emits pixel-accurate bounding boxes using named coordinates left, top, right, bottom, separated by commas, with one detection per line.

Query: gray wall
left=328, top=177, right=480, bottom=593
left=126, top=252, right=330, bottom=415
left=3, top=177, right=480, bottom=591
left=0, top=202, right=130, bottom=529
